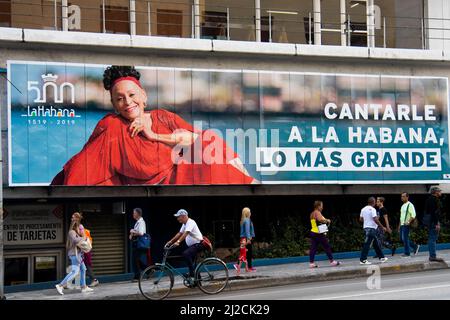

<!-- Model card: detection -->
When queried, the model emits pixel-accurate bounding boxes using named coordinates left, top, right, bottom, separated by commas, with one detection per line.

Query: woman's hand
left=129, top=114, right=155, bottom=139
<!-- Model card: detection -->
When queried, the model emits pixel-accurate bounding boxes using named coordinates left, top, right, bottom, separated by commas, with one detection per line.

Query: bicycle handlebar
left=164, top=244, right=177, bottom=250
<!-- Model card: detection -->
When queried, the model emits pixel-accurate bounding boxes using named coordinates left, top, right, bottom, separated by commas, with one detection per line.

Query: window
left=201, top=11, right=227, bottom=40
left=0, top=0, right=11, bottom=27
left=5, top=251, right=62, bottom=286
left=157, top=9, right=183, bottom=37
left=34, top=256, right=57, bottom=283
left=5, top=257, right=29, bottom=286
left=102, top=5, right=129, bottom=34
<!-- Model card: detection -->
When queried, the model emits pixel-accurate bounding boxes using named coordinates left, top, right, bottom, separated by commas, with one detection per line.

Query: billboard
left=7, top=60, right=450, bottom=186
left=3, top=205, right=64, bottom=245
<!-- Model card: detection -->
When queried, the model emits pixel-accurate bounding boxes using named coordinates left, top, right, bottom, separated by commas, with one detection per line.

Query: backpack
left=85, top=229, right=93, bottom=244
left=201, top=236, right=213, bottom=252
left=76, top=229, right=92, bottom=253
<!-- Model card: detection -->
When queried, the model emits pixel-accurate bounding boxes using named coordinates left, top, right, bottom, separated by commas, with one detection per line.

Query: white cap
left=174, top=209, right=188, bottom=217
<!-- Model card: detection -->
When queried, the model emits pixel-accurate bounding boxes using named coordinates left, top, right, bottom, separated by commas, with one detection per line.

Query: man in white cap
left=166, top=209, right=205, bottom=278
left=424, top=186, right=445, bottom=262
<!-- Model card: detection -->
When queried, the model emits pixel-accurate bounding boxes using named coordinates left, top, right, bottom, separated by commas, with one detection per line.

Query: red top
left=51, top=109, right=254, bottom=186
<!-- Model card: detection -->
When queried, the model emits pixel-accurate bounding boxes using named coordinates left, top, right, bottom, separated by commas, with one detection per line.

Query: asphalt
left=172, top=268, right=450, bottom=300
left=5, top=249, right=450, bottom=300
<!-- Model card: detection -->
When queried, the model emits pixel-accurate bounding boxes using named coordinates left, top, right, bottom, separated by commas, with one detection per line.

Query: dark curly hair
left=103, top=65, right=141, bottom=91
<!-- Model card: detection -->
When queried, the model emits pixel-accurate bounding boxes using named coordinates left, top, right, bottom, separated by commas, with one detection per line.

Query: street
left=171, top=269, right=450, bottom=300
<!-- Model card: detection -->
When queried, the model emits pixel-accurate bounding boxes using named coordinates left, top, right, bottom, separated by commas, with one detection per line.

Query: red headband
left=111, top=76, right=143, bottom=90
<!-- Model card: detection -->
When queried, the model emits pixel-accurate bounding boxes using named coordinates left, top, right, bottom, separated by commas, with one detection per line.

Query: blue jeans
left=400, top=225, right=417, bottom=256
left=59, top=254, right=86, bottom=287
left=428, top=225, right=439, bottom=258
left=360, top=228, right=384, bottom=261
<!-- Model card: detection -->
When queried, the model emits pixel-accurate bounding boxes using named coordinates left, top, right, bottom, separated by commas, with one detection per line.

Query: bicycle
left=138, top=244, right=229, bottom=300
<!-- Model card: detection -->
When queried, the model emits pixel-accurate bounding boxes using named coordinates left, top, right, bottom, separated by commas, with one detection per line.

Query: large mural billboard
left=7, top=60, right=450, bottom=186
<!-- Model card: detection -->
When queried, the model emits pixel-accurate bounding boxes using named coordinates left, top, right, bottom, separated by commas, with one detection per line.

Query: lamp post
left=0, top=67, right=5, bottom=300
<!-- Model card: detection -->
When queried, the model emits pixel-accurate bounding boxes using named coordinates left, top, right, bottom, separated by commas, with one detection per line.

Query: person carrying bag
left=309, top=201, right=340, bottom=268
left=129, top=208, right=151, bottom=281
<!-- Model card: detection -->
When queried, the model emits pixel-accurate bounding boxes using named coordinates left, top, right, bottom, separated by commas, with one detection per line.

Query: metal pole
left=255, top=0, right=261, bottom=42
left=347, top=14, right=351, bottom=46
left=340, top=0, right=346, bottom=46
left=191, top=4, right=194, bottom=38
left=54, top=0, right=57, bottom=30
left=62, top=0, right=68, bottom=31
left=308, top=12, right=312, bottom=44
left=130, top=0, right=136, bottom=35
left=0, top=72, right=4, bottom=300
left=148, top=1, right=151, bottom=36
left=421, top=17, right=424, bottom=49
left=102, top=0, right=106, bottom=33
left=227, top=7, right=230, bottom=40
left=383, top=16, right=386, bottom=48
left=269, top=12, right=272, bottom=42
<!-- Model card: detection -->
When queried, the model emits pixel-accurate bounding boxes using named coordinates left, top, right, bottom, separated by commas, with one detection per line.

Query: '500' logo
left=27, top=73, right=75, bottom=104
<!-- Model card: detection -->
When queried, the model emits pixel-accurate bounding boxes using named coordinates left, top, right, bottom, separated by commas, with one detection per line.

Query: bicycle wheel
left=139, top=265, right=174, bottom=300
left=195, top=258, right=229, bottom=295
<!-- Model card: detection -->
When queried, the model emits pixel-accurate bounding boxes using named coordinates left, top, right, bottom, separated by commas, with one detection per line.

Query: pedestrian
left=360, top=197, right=388, bottom=265
left=129, top=208, right=148, bottom=281
left=399, top=192, right=420, bottom=257
left=239, top=207, right=257, bottom=272
left=234, top=237, right=249, bottom=275
left=83, top=228, right=99, bottom=287
left=55, top=212, right=94, bottom=295
left=374, top=197, right=396, bottom=257
left=424, top=186, right=445, bottom=262
left=308, top=201, right=340, bottom=268
left=166, top=209, right=205, bottom=279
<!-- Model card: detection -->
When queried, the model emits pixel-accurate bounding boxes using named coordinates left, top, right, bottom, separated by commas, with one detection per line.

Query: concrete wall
left=1, top=29, right=450, bottom=198
left=426, top=0, right=450, bottom=50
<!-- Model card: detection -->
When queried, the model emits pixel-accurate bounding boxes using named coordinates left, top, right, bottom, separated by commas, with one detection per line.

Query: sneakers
left=81, top=286, right=94, bottom=293
left=90, top=279, right=99, bottom=287
left=248, top=267, right=257, bottom=272
left=360, top=260, right=372, bottom=265
left=414, top=245, right=421, bottom=255
left=55, top=284, right=64, bottom=295
left=379, top=257, right=388, bottom=263
left=309, top=263, right=318, bottom=268
left=429, top=257, right=445, bottom=262
left=330, top=260, right=340, bottom=266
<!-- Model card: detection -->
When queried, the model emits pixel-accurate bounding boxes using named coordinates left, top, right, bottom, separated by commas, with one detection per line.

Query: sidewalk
left=6, top=249, right=450, bottom=300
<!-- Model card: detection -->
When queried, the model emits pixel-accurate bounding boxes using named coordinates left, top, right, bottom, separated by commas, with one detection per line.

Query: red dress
left=51, top=109, right=254, bottom=185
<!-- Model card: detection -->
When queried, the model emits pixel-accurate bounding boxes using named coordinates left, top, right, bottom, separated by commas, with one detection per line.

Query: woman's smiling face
left=110, top=80, right=147, bottom=121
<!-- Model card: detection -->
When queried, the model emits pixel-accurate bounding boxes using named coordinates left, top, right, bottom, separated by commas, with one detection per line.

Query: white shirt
left=133, top=217, right=146, bottom=236
left=360, top=205, right=378, bottom=229
left=179, top=218, right=203, bottom=247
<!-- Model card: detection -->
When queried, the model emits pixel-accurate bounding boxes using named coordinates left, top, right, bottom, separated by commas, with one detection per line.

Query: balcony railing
left=0, top=0, right=448, bottom=50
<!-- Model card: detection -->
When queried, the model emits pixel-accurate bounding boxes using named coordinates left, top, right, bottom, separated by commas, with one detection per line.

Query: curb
left=108, top=260, right=449, bottom=300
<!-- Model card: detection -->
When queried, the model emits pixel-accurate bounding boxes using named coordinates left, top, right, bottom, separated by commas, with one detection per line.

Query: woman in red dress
left=51, top=66, right=255, bottom=186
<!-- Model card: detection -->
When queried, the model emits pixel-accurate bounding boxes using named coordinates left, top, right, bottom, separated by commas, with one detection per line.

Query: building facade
left=1, top=0, right=450, bottom=290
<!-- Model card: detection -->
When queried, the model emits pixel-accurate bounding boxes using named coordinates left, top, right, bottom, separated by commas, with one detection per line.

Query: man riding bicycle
left=165, top=209, right=205, bottom=279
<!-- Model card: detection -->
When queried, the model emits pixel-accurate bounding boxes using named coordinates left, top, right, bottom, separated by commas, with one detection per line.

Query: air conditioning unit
left=112, top=202, right=125, bottom=214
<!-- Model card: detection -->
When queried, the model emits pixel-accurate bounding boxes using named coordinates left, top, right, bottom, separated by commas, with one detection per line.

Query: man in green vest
left=399, top=192, right=420, bottom=257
